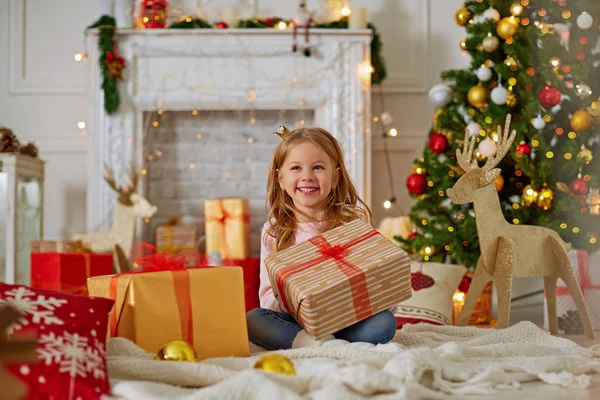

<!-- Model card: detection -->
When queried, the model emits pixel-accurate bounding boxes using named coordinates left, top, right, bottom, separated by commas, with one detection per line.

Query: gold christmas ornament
left=505, top=56, right=518, bottom=71
left=535, top=185, right=554, bottom=211
left=482, top=35, right=500, bottom=52
left=454, top=6, right=473, bottom=27
left=460, top=37, right=468, bottom=50
left=467, top=84, right=488, bottom=108
left=474, top=151, right=486, bottom=162
left=254, top=354, right=296, bottom=375
left=155, top=340, right=197, bottom=362
left=412, top=164, right=427, bottom=175
left=509, top=3, right=523, bottom=16
left=506, top=88, right=517, bottom=108
left=522, top=184, right=538, bottom=207
left=493, top=174, right=505, bottom=192
left=577, top=147, right=593, bottom=164
left=496, top=17, right=519, bottom=40
left=570, top=109, right=596, bottom=132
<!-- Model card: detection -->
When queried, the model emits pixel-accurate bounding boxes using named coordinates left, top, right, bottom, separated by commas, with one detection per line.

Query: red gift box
left=30, top=253, right=114, bottom=296
left=223, top=258, right=260, bottom=312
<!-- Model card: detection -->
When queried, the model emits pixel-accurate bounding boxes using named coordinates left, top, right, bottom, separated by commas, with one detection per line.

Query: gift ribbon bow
left=109, top=243, right=216, bottom=345
left=556, top=250, right=600, bottom=296
left=206, top=200, right=250, bottom=260
left=275, top=229, right=379, bottom=321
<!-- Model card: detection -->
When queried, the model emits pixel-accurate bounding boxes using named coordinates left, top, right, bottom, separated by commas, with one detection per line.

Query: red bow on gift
left=129, top=242, right=217, bottom=272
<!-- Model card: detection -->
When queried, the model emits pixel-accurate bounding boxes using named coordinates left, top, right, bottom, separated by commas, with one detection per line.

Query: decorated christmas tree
left=400, top=0, right=599, bottom=269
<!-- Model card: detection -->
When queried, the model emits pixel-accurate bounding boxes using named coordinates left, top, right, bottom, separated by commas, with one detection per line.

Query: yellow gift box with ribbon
left=88, top=266, right=250, bottom=359
left=204, top=198, right=251, bottom=262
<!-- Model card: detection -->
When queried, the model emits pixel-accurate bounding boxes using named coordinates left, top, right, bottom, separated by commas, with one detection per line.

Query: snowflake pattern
left=38, top=332, right=106, bottom=380
left=0, top=286, right=67, bottom=334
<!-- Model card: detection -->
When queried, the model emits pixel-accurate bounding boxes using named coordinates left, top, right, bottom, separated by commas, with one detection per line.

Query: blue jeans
left=247, top=308, right=397, bottom=350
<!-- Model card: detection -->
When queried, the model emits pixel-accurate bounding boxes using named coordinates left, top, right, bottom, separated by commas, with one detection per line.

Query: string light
left=341, top=7, right=351, bottom=17
left=387, top=128, right=397, bottom=137
left=276, top=21, right=287, bottom=29
left=77, top=121, right=86, bottom=129
left=73, top=53, right=87, bottom=62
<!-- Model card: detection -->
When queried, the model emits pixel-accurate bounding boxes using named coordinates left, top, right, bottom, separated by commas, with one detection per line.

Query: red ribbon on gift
left=556, top=250, right=600, bottom=297
left=206, top=199, right=250, bottom=260
left=275, top=229, right=379, bottom=321
left=109, top=243, right=216, bottom=345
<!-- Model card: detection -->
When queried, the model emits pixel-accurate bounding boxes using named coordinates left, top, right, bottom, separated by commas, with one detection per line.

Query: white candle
left=348, top=7, right=367, bottom=29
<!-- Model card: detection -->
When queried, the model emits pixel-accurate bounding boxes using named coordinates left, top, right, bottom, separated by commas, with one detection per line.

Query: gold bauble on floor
left=254, top=354, right=296, bottom=375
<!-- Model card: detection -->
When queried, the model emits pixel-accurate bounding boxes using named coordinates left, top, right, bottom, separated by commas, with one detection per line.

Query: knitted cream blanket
left=107, top=322, right=600, bottom=399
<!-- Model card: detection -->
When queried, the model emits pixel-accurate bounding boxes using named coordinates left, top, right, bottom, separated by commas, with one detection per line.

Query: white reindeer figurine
left=72, top=166, right=157, bottom=260
left=446, top=114, right=595, bottom=339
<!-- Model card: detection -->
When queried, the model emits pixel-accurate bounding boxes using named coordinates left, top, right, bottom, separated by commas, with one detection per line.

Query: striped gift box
left=156, top=225, right=199, bottom=254
left=265, top=219, right=411, bottom=339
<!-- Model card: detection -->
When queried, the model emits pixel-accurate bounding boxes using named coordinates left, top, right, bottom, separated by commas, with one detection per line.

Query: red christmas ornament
left=408, top=232, right=418, bottom=239
left=516, top=141, right=531, bottom=155
left=428, top=132, right=449, bottom=154
left=571, top=178, right=589, bottom=194
left=217, top=21, right=229, bottom=29
left=458, top=276, right=472, bottom=293
left=538, top=84, right=562, bottom=109
left=406, top=173, right=427, bottom=195
left=411, top=271, right=435, bottom=291
left=264, top=17, right=273, bottom=25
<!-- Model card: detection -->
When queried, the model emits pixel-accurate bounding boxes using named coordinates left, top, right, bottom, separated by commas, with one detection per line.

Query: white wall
left=0, top=0, right=467, bottom=239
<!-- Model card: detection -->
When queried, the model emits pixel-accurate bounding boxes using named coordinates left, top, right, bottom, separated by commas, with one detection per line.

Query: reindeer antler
left=103, top=164, right=138, bottom=206
left=483, top=114, right=517, bottom=170
left=456, top=114, right=517, bottom=173
left=456, top=132, right=479, bottom=172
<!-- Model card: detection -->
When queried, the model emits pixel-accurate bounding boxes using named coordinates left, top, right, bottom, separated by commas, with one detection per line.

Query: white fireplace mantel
left=85, top=28, right=372, bottom=232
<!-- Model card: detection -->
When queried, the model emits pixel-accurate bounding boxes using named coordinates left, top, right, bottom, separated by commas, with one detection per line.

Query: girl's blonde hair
left=266, top=127, right=373, bottom=251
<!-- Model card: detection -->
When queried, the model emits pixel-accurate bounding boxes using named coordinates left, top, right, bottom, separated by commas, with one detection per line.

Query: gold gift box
left=31, top=240, right=86, bottom=253
left=266, top=219, right=412, bottom=339
left=156, top=225, right=198, bottom=254
left=88, top=267, right=250, bottom=359
left=204, top=198, right=251, bottom=261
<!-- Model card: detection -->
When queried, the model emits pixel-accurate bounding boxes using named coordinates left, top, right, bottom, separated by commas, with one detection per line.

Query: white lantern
left=0, top=153, right=45, bottom=285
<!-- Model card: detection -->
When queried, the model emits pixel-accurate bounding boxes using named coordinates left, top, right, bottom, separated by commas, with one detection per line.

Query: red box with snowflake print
left=1, top=283, right=114, bottom=400
left=30, top=253, right=114, bottom=296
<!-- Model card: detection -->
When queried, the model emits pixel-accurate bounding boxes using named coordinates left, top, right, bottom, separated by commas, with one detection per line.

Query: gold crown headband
left=273, top=125, right=292, bottom=140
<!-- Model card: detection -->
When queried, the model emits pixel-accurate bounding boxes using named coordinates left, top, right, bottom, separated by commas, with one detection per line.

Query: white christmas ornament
left=475, top=66, right=492, bottom=82
left=553, top=22, right=571, bottom=51
left=478, top=138, right=497, bottom=157
left=577, top=12, right=593, bottom=30
left=491, top=85, right=509, bottom=105
left=466, top=121, right=482, bottom=136
left=483, top=7, right=501, bottom=22
left=380, top=111, right=394, bottom=126
left=532, top=115, right=546, bottom=130
left=428, top=83, right=453, bottom=109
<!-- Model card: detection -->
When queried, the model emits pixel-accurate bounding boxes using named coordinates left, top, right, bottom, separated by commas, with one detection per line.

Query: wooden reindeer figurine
left=71, top=166, right=157, bottom=263
left=446, top=114, right=595, bottom=339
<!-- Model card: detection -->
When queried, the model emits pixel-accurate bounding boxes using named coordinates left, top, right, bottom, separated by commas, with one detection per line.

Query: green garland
left=88, top=16, right=120, bottom=114
left=90, top=15, right=387, bottom=113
